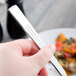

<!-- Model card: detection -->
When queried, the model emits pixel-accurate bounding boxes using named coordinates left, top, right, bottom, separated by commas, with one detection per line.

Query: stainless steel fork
left=8, top=5, right=67, bottom=76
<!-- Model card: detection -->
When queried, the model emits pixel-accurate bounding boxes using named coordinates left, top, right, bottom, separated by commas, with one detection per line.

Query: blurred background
left=0, top=0, right=76, bottom=42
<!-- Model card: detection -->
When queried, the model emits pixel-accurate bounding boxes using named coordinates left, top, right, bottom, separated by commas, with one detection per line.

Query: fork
left=8, top=5, right=67, bottom=76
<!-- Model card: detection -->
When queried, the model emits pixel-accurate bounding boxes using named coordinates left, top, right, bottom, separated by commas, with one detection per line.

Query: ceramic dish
left=39, top=28, right=76, bottom=76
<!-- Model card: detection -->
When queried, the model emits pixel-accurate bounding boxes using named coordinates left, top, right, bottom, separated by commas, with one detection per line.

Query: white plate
left=39, top=28, right=76, bottom=76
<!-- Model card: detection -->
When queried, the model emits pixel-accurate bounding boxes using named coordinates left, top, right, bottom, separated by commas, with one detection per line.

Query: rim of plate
left=39, top=28, right=76, bottom=34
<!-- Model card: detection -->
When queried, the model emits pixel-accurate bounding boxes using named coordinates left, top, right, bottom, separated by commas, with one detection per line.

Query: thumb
left=31, top=44, right=56, bottom=70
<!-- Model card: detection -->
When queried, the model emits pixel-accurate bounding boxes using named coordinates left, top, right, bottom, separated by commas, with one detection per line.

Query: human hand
left=0, top=39, right=55, bottom=76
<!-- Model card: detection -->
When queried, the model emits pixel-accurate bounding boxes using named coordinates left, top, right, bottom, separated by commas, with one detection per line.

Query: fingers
left=5, top=39, right=39, bottom=55
left=31, top=44, right=56, bottom=70
left=38, top=67, right=48, bottom=76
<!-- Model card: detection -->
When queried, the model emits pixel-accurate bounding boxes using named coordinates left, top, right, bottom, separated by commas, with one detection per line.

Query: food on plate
left=55, top=33, right=76, bottom=75
left=64, top=69, right=71, bottom=76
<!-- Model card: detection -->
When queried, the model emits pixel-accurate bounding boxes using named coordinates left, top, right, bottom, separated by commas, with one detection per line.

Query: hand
left=0, top=39, right=55, bottom=76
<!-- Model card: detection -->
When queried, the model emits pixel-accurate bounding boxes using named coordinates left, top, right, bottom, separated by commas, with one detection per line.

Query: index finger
left=6, top=39, right=39, bottom=56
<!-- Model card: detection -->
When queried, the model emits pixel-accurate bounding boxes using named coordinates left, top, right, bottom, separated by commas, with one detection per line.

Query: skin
left=0, top=39, right=55, bottom=76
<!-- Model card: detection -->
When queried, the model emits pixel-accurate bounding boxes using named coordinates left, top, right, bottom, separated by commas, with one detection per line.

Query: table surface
left=0, top=0, right=76, bottom=41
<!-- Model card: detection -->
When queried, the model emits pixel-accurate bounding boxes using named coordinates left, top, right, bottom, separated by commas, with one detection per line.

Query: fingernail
left=48, top=44, right=56, bottom=54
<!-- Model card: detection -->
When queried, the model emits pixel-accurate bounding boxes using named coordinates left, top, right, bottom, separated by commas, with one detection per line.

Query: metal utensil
left=8, top=5, right=67, bottom=76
